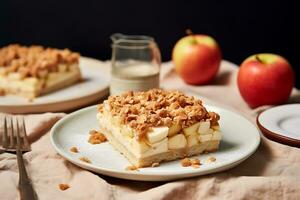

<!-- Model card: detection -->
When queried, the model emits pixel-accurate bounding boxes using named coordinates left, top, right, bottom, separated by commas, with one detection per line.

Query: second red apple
left=237, top=53, right=294, bottom=108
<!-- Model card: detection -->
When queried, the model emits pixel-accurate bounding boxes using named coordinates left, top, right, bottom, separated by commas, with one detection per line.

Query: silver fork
left=1, top=115, right=37, bottom=200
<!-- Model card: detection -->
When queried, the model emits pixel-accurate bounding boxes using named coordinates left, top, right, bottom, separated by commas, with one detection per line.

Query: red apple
left=172, top=32, right=222, bottom=85
left=237, top=53, right=295, bottom=108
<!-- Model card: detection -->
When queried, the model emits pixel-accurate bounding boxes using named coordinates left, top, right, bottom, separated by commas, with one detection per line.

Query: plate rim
left=50, top=104, right=261, bottom=181
left=257, top=104, right=300, bottom=148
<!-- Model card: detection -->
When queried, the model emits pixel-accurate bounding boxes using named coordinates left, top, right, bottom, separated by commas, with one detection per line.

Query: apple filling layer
left=97, top=89, right=222, bottom=168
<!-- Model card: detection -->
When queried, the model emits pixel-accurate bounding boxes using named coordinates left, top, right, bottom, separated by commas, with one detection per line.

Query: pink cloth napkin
left=1, top=61, right=300, bottom=200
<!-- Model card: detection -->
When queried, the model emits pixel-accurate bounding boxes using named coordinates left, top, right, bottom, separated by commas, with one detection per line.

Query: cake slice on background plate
left=0, top=44, right=81, bottom=99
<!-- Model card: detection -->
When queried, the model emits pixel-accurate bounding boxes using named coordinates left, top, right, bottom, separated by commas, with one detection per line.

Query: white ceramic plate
left=50, top=104, right=260, bottom=181
left=0, top=57, right=110, bottom=114
left=257, top=104, right=300, bottom=147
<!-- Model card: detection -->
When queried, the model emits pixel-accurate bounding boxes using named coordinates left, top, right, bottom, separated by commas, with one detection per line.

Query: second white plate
left=257, top=104, right=300, bottom=147
left=50, top=104, right=260, bottom=181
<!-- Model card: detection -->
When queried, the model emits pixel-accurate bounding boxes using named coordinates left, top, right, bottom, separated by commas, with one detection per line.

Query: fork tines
left=1, top=115, right=30, bottom=152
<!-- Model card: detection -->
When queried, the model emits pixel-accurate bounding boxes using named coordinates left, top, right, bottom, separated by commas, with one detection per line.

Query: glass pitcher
left=110, top=33, right=161, bottom=95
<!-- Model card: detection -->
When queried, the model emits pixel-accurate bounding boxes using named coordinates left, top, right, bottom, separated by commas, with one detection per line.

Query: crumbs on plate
left=207, top=156, right=216, bottom=163
left=191, top=158, right=201, bottom=168
left=181, top=158, right=192, bottom=167
left=69, top=146, right=79, bottom=153
left=79, top=156, right=91, bottom=163
left=88, top=130, right=107, bottom=144
left=181, top=158, right=201, bottom=168
left=125, top=165, right=139, bottom=171
left=59, top=183, right=70, bottom=191
left=151, top=162, right=160, bottom=168
left=0, top=88, right=5, bottom=96
left=28, top=97, right=34, bottom=103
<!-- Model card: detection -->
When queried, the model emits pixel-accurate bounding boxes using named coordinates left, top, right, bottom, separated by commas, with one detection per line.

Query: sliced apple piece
left=121, top=125, right=134, bottom=138
left=197, top=121, right=210, bottom=134
left=187, top=134, right=199, bottom=147
left=146, top=127, right=169, bottom=144
left=168, top=134, right=187, bottom=150
left=111, top=116, right=121, bottom=126
left=198, top=133, right=213, bottom=142
left=103, top=101, right=110, bottom=111
left=211, top=125, right=220, bottom=131
left=58, top=64, right=67, bottom=72
left=212, top=131, right=222, bottom=140
left=183, top=122, right=200, bottom=136
left=126, top=130, right=134, bottom=138
left=142, top=138, right=168, bottom=157
left=131, top=139, right=150, bottom=154
left=168, top=123, right=181, bottom=137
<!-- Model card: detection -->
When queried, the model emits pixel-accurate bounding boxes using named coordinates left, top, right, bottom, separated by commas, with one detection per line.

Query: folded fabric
left=0, top=61, right=300, bottom=200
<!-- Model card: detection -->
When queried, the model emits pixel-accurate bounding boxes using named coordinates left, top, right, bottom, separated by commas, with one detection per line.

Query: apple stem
left=186, top=29, right=193, bottom=35
left=186, top=29, right=198, bottom=44
left=256, top=55, right=264, bottom=64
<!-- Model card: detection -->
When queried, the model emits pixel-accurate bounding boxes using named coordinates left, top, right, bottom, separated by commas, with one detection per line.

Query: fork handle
left=16, top=149, right=38, bottom=200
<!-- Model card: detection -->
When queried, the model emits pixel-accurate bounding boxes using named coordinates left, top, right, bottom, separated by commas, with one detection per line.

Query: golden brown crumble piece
left=207, top=156, right=216, bottom=163
left=192, top=164, right=200, bottom=169
left=99, top=89, right=220, bottom=140
left=125, top=165, right=138, bottom=171
left=181, top=158, right=201, bottom=168
left=70, top=146, right=79, bottom=153
left=191, top=158, right=201, bottom=168
left=88, top=130, right=107, bottom=144
left=208, top=112, right=220, bottom=126
left=79, top=157, right=91, bottom=163
left=27, top=97, right=34, bottom=103
left=191, top=158, right=201, bottom=165
left=59, top=183, right=70, bottom=191
left=98, top=104, right=104, bottom=112
left=151, top=162, right=160, bottom=167
left=0, top=88, right=5, bottom=96
left=181, top=158, right=192, bottom=167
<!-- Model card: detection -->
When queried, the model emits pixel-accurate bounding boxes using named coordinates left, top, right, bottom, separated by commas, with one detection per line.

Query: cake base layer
left=99, top=126, right=220, bottom=168
left=40, top=69, right=81, bottom=96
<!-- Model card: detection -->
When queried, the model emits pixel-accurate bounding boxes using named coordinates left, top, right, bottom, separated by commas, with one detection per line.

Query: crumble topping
left=99, top=89, right=220, bottom=139
left=69, top=146, right=79, bottom=153
left=0, top=44, right=80, bottom=78
left=59, top=184, right=70, bottom=191
left=79, top=157, right=91, bottom=163
left=88, top=130, right=107, bottom=144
